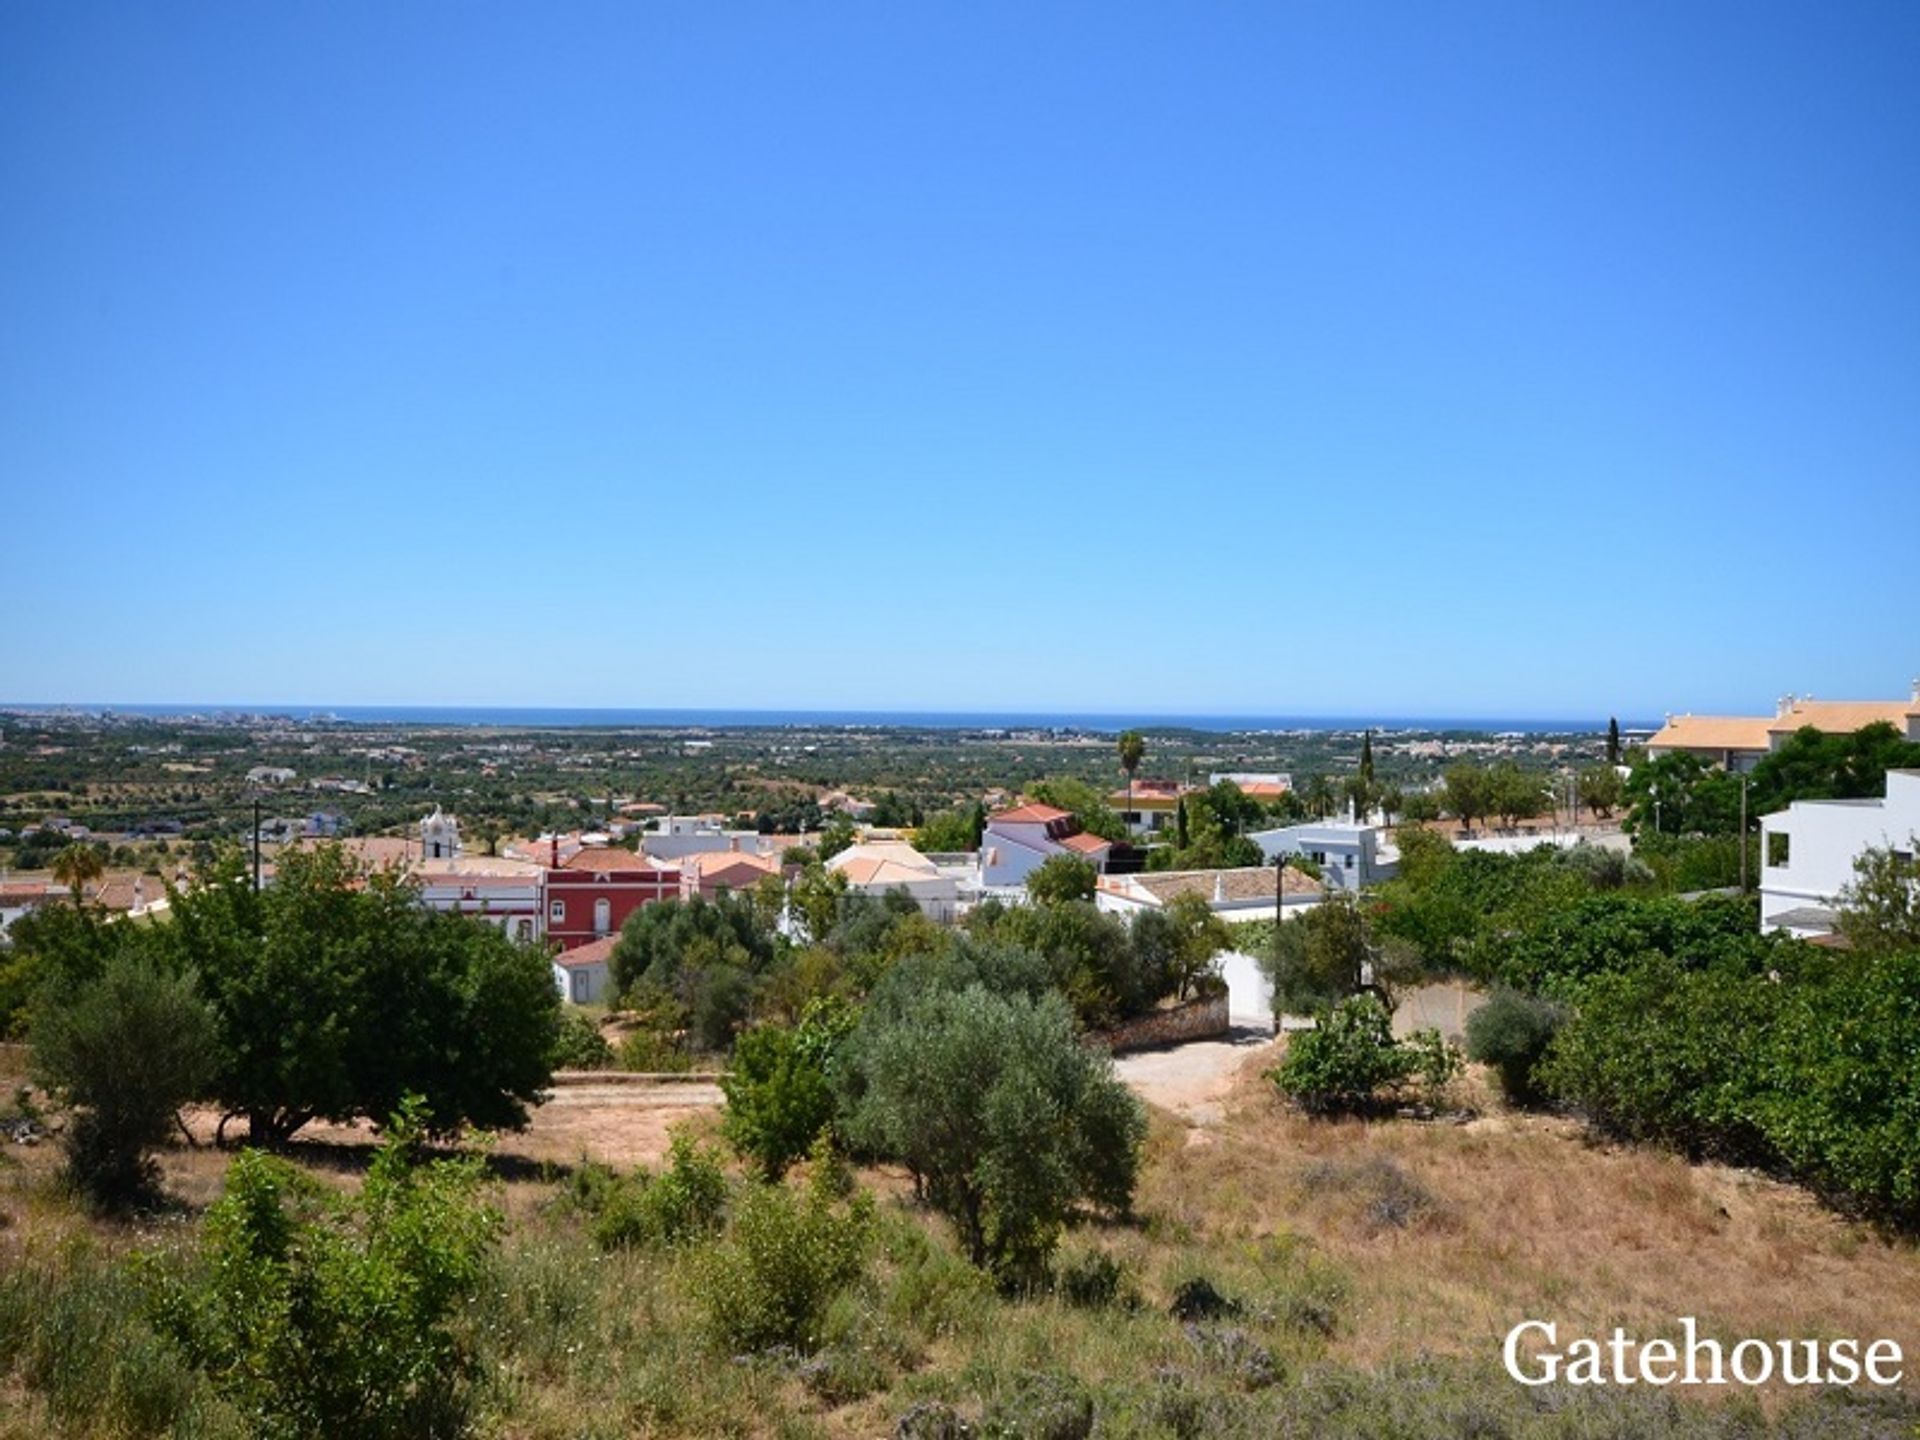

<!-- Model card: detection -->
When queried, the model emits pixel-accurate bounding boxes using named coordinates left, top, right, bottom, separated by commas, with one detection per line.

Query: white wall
left=1759, top=770, right=1920, bottom=932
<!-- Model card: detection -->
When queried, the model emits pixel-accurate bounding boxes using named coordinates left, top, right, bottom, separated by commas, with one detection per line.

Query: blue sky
left=3, top=2, right=1916, bottom=720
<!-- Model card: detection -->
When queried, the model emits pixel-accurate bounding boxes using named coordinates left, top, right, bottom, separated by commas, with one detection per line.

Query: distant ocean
left=3, top=704, right=1648, bottom=734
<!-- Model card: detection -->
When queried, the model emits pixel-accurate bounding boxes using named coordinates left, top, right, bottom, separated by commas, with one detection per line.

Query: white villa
left=980, top=803, right=1114, bottom=888
left=1248, top=820, right=1396, bottom=892
left=1759, top=769, right=1920, bottom=940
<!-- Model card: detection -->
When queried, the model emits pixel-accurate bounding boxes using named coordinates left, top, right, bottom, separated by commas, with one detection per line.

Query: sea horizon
left=0, top=702, right=1649, bottom=735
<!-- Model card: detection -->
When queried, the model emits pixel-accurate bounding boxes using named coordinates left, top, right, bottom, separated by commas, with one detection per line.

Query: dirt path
left=1114, top=1026, right=1281, bottom=1126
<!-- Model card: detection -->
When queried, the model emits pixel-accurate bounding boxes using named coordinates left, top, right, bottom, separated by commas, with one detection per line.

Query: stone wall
left=1098, top=992, right=1231, bottom=1054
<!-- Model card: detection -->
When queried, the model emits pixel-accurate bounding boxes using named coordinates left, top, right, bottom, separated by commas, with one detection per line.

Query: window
left=550, top=899, right=566, bottom=923
left=1344, top=853, right=1355, bottom=869
left=1767, top=833, right=1790, bottom=868
left=516, top=919, right=533, bottom=942
left=594, top=898, right=612, bottom=935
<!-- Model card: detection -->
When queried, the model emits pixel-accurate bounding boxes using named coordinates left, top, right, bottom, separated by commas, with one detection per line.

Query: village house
left=551, top=932, right=616, bottom=1006
left=1109, top=779, right=1194, bottom=837
left=545, top=844, right=679, bottom=950
left=980, top=803, right=1113, bottom=888
left=679, top=848, right=782, bottom=900
left=827, top=840, right=959, bottom=921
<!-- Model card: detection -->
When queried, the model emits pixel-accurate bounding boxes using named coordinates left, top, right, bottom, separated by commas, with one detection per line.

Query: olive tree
left=841, top=984, right=1144, bottom=1283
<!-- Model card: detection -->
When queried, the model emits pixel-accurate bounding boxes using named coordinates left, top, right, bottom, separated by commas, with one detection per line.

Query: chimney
left=1776, top=694, right=1794, bottom=719
left=1910, top=677, right=1920, bottom=705
left=550, top=835, right=559, bottom=869
left=729, top=836, right=741, bottom=853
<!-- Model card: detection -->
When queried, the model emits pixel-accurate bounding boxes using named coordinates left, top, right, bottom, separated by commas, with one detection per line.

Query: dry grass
left=4, top=1039, right=1918, bottom=1434
left=1138, top=1038, right=1920, bottom=1389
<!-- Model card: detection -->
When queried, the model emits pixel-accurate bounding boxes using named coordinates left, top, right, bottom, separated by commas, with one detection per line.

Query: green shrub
left=698, top=1157, right=874, bottom=1353
left=588, top=1133, right=728, bottom=1250
left=550, top=1008, right=613, bottom=1069
left=722, top=1000, right=854, bottom=1178
left=1267, top=995, right=1458, bottom=1116
left=144, top=1096, right=501, bottom=1439
left=31, top=952, right=215, bottom=1209
left=1539, top=957, right=1779, bottom=1162
left=1464, top=989, right=1564, bottom=1104
left=1052, top=1246, right=1137, bottom=1310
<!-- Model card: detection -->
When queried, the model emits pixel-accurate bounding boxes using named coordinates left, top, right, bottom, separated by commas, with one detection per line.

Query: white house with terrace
left=1758, top=769, right=1920, bottom=939
left=979, top=803, right=1114, bottom=888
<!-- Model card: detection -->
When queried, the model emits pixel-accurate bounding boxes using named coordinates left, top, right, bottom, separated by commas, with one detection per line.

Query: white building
left=980, top=804, right=1114, bottom=888
left=552, top=933, right=615, bottom=1006
left=1248, top=820, right=1395, bottom=891
left=1096, top=864, right=1322, bottom=920
left=827, top=840, right=960, bottom=921
left=640, top=815, right=775, bottom=862
left=1759, top=769, right=1920, bottom=939
left=411, top=853, right=547, bottom=943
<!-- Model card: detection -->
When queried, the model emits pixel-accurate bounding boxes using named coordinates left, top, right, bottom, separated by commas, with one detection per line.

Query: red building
left=545, top=845, right=680, bottom=951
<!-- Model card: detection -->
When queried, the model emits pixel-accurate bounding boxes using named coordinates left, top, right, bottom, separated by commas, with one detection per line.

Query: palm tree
left=52, top=842, right=105, bottom=905
left=1117, top=730, right=1146, bottom=833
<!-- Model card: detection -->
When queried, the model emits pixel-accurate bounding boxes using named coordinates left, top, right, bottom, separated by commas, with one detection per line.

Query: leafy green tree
left=1487, top=762, right=1547, bottom=828
left=1441, top=764, right=1492, bottom=835
left=842, top=984, right=1145, bottom=1281
left=1577, top=764, right=1623, bottom=818
left=1836, top=840, right=1920, bottom=957
left=31, top=951, right=214, bottom=1208
left=1262, top=893, right=1421, bottom=1018
left=1026, top=853, right=1098, bottom=906
left=818, top=815, right=858, bottom=860
left=913, top=806, right=984, bottom=853
left=1749, top=723, right=1920, bottom=816
left=156, top=847, right=561, bottom=1145
left=1623, top=750, right=1742, bottom=837
left=1162, top=892, right=1231, bottom=1000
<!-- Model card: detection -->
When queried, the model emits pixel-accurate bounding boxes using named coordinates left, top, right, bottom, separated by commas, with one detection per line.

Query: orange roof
left=554, top=934, right=618, bottom=968
left=1646, top=715, right=1774, bottom=753
left=683, top=851, right=779, bottom=882
left=990, top=803, right=1071, bottom=825
left=1767, top=700, right=1917, bottom=734
left=560, top=846, right=671, bottom=874
left=1237, top=781, right=1291, bottom=799
left=1060, top=832, right=1113, bottom=854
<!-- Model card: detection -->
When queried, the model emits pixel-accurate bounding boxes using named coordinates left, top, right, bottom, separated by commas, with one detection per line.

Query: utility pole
left=1273, top=851, right=1289, bottom=927
left=252, top=797, right=263, bottom=892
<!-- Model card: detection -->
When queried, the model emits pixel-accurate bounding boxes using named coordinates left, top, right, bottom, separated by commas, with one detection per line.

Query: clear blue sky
left=4, top=3, right=1916, bottom=719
